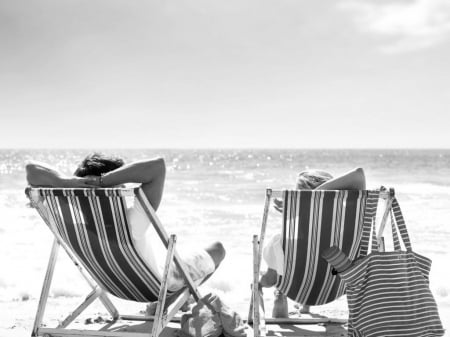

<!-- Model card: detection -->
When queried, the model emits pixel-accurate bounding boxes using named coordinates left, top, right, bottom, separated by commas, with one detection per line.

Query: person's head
left=74, top=152, right=124, bottom=177
left=296, top=169, right=333, bottom=190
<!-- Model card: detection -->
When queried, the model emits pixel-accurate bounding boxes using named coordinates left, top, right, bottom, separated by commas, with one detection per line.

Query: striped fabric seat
left=26, top=186, right=204, bottom=337
left=275, top=189, right=379, bottom=305
left=27, top=187, right=168, bottom=302
left=250, top=188, right=382, bottom=337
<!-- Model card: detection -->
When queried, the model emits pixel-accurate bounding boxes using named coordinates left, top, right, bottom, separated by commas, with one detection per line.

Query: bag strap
left=370, top=195, right=412, bottom=252
left=361, top=188, right=410, bottom=253
left=390, top=211, right=402, bottom=251
left=375, top=210, right=401, bottom=252
left=371, top=218, right=379, bottom=252
left=391, top=197, right=412, bottom=251
left=359, top=189, right=381, bottom=256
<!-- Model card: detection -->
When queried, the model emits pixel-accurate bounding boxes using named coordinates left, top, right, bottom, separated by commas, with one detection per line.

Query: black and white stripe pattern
left=325, top=196, right=444, bottom=337
left=275, top=189, right=371, bottom=305
left=27, top=187, right=171, bottom=302
left=357, top=190, right=380, bottom=257
left=339, top=251, right=443, bottom=337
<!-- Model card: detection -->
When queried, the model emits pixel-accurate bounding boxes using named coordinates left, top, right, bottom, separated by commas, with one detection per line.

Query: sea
left=1, top=149, right=449, bottom=333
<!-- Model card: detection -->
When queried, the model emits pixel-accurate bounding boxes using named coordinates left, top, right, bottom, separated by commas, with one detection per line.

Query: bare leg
left=147, top=242, right=225, bottom=313
left=272, top=290, right=288, bottom=318
left=259, top=268, right=289, bottom=318
left=260, top=268, right=277, bottom=287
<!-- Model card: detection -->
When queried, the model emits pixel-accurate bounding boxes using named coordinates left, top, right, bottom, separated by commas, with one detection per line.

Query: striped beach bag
left=324, top=197, right=444, bottom=337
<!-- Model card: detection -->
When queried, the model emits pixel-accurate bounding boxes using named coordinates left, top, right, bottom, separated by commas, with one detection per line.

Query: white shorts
left=167, top=249, right=215, bottom=291
left=127, top=201, right=215, bottom=291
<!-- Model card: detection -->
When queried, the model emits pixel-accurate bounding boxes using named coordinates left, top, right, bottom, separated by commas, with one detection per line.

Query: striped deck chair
left=250, top=188, right=388, bottom=337
left=25, top=186, right=205, bottom=337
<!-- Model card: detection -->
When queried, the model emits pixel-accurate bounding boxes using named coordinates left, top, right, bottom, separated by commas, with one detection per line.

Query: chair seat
left=26, top=186, right=202, bottom=337
left=275, top=190, right=379, bottom=305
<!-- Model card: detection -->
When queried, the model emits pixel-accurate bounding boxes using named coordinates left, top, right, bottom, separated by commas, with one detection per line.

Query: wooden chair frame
left=249, top=188, right=393, bottom=337
left=27, top=187, right=202, bottom=337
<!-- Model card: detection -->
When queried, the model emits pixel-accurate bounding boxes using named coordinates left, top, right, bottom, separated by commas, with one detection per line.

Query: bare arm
left=316, top=167, right=366, bottom=190
left=100, top=158, right=166, bottom=210
left=25, top=161, right=92, bottom=188
left=273, top=167, right=366, bottom=213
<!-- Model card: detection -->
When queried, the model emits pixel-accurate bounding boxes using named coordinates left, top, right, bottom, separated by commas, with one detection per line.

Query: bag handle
left=371, top=218, right=379, bottom=252
left=359, top=189, right=381, bottom=256
left=361, top=188, right=411, bottom=253
left=390, top=211, right=402, bottom=251
left=390, top=197, right=412, bottom=250
left=371, top=207, right=403, bottom=252
left=370, top=195, right=412, bottom=252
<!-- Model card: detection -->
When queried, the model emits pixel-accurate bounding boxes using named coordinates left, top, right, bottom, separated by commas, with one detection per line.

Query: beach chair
left=25, top=186, right=205, bottom=337
left=250, top=188, right=389, bottom=337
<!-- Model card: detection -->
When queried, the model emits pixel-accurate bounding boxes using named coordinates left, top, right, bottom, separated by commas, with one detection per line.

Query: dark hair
left=74, top=153, right=125, bottom=177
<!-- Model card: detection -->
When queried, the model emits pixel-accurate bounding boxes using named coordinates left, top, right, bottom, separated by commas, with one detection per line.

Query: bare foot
left=294, top=303, right=311, bottom=314
left=299, top=305, right=310, bottom=314
left=272, top=290, right=288, bottom=318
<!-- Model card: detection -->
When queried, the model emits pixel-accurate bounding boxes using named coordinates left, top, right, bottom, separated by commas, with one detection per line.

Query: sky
left=1, top=0, right=450, bottom=148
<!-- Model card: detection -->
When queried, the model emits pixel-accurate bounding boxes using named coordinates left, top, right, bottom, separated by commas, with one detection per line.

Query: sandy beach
left=0, top=290, right=448, bottom=337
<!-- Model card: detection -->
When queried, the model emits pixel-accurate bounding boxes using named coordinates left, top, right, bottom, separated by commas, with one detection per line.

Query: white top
left=126, top=198, right=165, bottom=277
left=127, top=197, right=215, bottom=291
left=263, top=233, right=285, bottom=275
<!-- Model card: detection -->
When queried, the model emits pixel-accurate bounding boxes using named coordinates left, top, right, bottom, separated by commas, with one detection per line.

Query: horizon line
left=1, top=147, right=450, bottom=151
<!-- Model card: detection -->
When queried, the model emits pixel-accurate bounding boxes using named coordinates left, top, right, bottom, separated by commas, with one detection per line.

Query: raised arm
left=99, top=158, right=166, bottom=210
left=316, top=167, right=366, bottom=190
left=26, top=161, right=91, bottom=188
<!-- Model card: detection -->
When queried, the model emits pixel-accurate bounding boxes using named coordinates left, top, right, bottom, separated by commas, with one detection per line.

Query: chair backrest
left=26, top=187, right=167, bottom=302
left=275, top=189, right=380, bottom=305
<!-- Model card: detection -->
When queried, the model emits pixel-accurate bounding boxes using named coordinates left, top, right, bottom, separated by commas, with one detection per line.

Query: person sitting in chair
left=26, top=153, right=226, bottom=293
left=260, top=167, right=366, bottom=318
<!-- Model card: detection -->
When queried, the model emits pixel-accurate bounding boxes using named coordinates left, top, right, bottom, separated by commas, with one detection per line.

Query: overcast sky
left=1, top=0, right=449, bottom=148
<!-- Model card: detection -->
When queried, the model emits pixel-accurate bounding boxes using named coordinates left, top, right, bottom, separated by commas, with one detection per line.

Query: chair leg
left=32, top=238, right=59, bottom=337
left=36, top=205, right=120, bottom=322
left=55, top=233, right=119, bottom=320
left=165, top=289, right=191, bottom=322
left=252, top=235, right=266, bottom=337
left=152, top=234, right=177, bottom=337
left=249, top=190, right=271, bottom=324
left=247, top=290, right=254, bottom=324
left=57, top=287, right=102, bottom=328
left=250, top=191, right=271, bottom=337
left=257, top=189, right=273, bottom=262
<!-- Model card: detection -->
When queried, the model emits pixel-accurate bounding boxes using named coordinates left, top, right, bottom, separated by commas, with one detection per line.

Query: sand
left=0, top=290, right=448, bottom=337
